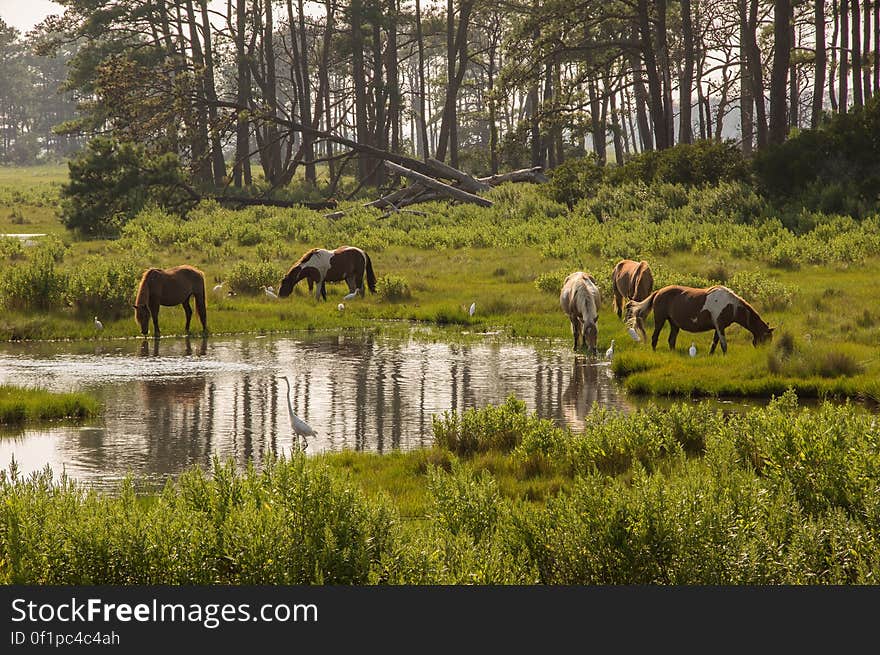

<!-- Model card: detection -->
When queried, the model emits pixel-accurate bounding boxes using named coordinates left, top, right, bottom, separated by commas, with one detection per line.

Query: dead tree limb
left=383, top=162, right=494, bottom=207
left=478, top=166, right=549, bottom=185
left=426, top=158, right=490, bottom=192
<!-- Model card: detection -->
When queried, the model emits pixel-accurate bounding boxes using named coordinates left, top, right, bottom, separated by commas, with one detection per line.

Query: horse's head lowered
left=278, top=265, right=321, bottom=297
left=133, top=304, right=150, bottom=335
left=752, top=322, right=774, bottom=346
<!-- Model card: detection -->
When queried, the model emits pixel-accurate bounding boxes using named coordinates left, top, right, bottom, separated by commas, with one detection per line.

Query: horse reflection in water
left=139, top=335, right=208, bottom=358
left=560, top=357, right=618, bottom=431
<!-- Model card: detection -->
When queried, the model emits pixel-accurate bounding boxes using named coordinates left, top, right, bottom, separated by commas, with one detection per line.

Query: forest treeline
left=1, top=0, right=879, bottom=193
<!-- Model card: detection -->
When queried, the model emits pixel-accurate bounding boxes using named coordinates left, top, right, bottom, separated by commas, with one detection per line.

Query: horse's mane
left=292, top=248, right=322, bottom=268
left=134, top=268, right=159, bottom=306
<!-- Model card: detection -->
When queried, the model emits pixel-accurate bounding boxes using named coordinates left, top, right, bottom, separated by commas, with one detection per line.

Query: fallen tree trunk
left=210, top=196, right=338, bottom=210
left=384, top=162, right=493, bottom=207
left=479, top=166, right=549, bottom=185
left=426, top=158, right=489, bottom=192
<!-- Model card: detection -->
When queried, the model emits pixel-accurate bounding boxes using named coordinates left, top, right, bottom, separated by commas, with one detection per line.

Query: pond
left=0, top=331, right=759, bottom=491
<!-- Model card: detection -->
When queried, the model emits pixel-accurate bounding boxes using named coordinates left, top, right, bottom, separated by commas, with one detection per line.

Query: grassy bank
left=3, top=393, right=879, bottom=584
left=3, top=166, right=880, bottom=399
left=0, top=385, right=99, bottom=423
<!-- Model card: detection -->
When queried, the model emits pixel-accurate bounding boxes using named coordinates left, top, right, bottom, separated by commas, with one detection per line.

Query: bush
left=227, top=261, right=280, bottom=295
left=0, top=255, right=67, bottom=311
left=64, top=256, right=143, bottom=318
left=728, top=270, right=794, bottom=310
left=609, top=140, right=749, bottom=187
left=534, top=269, right=569, bottom=294
left=545, top=155, right=605, bottom=208
left=60, top=137, right=190, bottom=236
left=376, top=274, right=411, bottom=301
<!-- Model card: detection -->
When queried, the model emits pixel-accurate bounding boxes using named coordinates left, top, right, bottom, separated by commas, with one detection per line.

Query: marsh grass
left=0, top=384, right=99, bottom=423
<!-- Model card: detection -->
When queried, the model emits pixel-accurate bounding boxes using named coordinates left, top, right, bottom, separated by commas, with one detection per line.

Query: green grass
left=0, top=384, right=99, bottom=423
left=3, top=394, right=880, bottom=584
left=2, top=165, right=880, bottom=400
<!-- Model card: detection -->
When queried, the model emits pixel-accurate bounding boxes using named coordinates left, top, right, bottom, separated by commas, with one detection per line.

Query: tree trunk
left=679, top=0, right=695, bottom=144
left=387, top=0, right=401, bottom=154
left=812, top=0, right=826, bottom=127
left=636, top=4, right=670, bottom=149
left=629, top=50, right=654, bottom=150
left=197, top=0, right=226, bottom=185
left=435, top=0, right=474, bottom=165
left=768, top=0, right=791, bottom=144
left=852, top=0, right=863, bottom=107
left=296, top=0, right=316, bottom=183
left=746, top=0, right=768, bottom=147
left=415, top=0, right=430, bottom=161
left=350, top=0, right=373, bottom=184
left=656, top=0, right=676, bottom=146
left=234, top=0, right=251, bottom=186
left=184, top=0, right=211, bottom=184
left=830, top=0, right=839, bottom=111
left=840, top=0, right=849, bottom=112
left=739, top=0, right=754, bottom=154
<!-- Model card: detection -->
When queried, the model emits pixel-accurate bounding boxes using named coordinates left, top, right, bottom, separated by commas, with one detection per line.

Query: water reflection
left=0, top=333, right=632, bottom=490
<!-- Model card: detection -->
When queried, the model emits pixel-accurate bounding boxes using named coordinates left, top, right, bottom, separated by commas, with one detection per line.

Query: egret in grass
left=469, top=302, right=476, bottom=316
left=337, top=303, right=345, bottom=311
left=94, top=316, right=104, bottom=331
left=627, top=326, right=641, bottom=342
left=605, top=339, right=615, bottom=360
left=212, top=281, right=225, bottom=294
left=343, top=290, right=358, bottom=301
left=263, top=285, right=278, bottom=299
left=279, top=375, right=317, bottom=444
left=689, top=342, right=697, bottom=357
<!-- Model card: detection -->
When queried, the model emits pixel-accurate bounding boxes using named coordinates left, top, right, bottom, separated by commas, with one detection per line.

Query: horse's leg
left=651, top=316, right=666, bottom=351
left=195, top=292, right=208, bottom=334
left=710, top=331, right=720, bottom=354
left=667, top=324, right=680, bottom=350
left=718, top=328, right=728, bottom=354
left=182, top=297, right=193, bottom=333
left=346, top=275, right=358, bottom=295
left=150, top=302, right=161, bottom=336
left=613, top=286, right=623, bottom=318
left=570, top=318, right=580, bottom=350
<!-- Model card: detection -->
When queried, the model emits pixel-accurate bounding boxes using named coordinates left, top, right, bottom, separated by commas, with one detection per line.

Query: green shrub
left=376, top=274, right=411, bottom=301
left=64, top=256, right=143, bottom=318
left=728, top=269, right=794, bottom=310
left=545, top=155, right=605, bottom=208
left=609, top=140, right=749, bottom=187
left=227, top=261, right=280, bottom=295
left=534, top=269, right=569, bottom=294
left=0, top=255, right=67, bottom=311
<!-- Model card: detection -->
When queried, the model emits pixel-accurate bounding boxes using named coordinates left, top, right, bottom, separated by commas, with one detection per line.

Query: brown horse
left=133, top=265, right=208, bottom=336
left=560, top=271, right=602, bottom=355
left=278, top=245, right=376, bottom=301
left=611, top=259, right=654, bottom=318
left=626, top=284, right=773, bottom=354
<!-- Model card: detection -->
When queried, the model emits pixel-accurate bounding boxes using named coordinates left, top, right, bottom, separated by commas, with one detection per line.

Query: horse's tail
left=364, top=251, right=376, bottom=293
left=625, top=290, right=657, bottom=340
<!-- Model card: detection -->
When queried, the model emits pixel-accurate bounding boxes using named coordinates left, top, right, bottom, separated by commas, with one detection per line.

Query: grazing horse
left=626, top=284, right=773, bottom=354
left=278, top=246, right=376, bottom=301
left=133, top=265, right=208, bottom=336
left=560, top=271, right=602, bottom=355
left=611, top=259, right=654, bottom=319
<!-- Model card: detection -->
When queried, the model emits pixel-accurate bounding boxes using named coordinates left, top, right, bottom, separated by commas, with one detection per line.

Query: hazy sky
left=0, top=0, right=63, bottom=32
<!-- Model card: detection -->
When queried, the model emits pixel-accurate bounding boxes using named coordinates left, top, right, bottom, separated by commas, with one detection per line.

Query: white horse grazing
left=560, top=271, right=602, bottom=355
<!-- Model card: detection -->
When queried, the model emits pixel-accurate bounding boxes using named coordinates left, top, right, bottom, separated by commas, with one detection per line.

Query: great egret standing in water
left=605, top=339, right=615, bottom=360
left=279, top=376, right=317, bottom=449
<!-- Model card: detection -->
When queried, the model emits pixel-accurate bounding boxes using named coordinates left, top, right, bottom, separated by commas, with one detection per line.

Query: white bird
left=263, top=285, right=278, bottom=299
left=212, top=281, right=225, bottom=294
left=627, top=326, right=641, bottom=342
left=605, top=339, right=615, bottom=360
left=689, top=342, right=697, bottom=357
left=94, top=316, right=103, bottom=330
left=343, top=290, right=358, bottom=301
left=279, top=376, right=317, bottom=441
left=337, top=303, right=345, bottom=311
left=469, top=302, right=476, bottom=316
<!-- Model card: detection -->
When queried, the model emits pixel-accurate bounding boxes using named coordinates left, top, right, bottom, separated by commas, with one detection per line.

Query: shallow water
left=0, top=331, right=764, bottom=491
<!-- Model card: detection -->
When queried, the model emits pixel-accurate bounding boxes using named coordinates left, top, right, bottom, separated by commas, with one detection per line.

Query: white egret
left=279, top=376, right=317, bottom=442
left=212, top=281, right=225, bottom=294
left=337, top=303, right=345, bottom=311
left=343, top=290, right=358, bottom=301
left=469, top=302, right=476, bottom=316
left=605, top=339, right=615, bottom=360
left=627, top=326, right=641, bottom=342
left=263, top=285, right=278, bottom=299
left=689, top=342, right=697, bottom=357
left=94, top=316, right=104, bottom=331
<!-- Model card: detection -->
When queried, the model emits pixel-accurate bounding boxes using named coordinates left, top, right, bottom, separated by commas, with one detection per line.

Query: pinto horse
left=611, top=259, right=654, bottom=318
left=560, top=271, right=602, bottom=355
left=133, top=265, right=208, bottom=336
left=626, top=284, right=773, bottom=354
left=278, top=246, right=376, bottom=301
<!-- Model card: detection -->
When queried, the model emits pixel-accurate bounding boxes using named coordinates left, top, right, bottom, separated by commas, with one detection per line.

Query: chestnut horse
left=626, top=284, right=773, bottom=354
left=611, top=259, right=654, bottom=318
left=278, top=246, right=376, bottom=301
left=560, top=271, right=602, bottom=355
left=133, top=265, right=207, bottom=336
